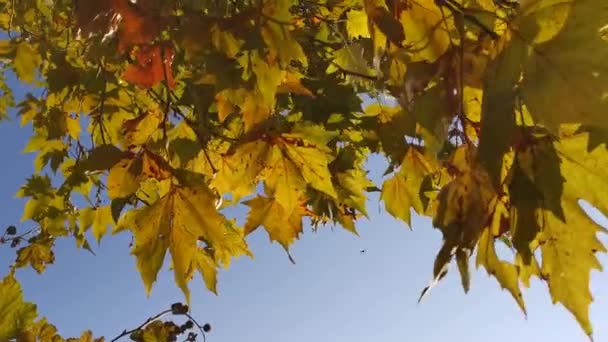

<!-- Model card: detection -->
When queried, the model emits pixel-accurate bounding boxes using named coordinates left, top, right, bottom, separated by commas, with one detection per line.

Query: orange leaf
left=123, top=43, right=175, bottom=89
left=111, top=0, right=159, bottom=53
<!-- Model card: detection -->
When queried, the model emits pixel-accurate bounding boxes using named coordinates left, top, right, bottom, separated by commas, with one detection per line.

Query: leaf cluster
left=0, top=0, right=608, bottom=338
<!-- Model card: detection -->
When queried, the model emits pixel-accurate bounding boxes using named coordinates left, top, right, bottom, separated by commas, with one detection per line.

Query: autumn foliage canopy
left=1, top=0, right=608, bottom=340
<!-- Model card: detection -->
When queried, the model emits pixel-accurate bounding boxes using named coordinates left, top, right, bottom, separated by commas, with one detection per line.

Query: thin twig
left=184, top=313, right=208, bottom=342
left=110, top=309, right=172, bottom=342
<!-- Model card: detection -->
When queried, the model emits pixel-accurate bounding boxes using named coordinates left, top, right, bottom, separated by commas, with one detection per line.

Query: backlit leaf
left=107, top=157, right=143, bottom=200
left=0, top=273, right=37, bottom=340
left=382, top=148, right=434, bottom=226
left=244, top=196, right=305, bottom=251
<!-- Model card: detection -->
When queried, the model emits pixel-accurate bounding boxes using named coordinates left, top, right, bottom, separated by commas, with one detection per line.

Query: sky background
left=1, top=88, right=608, bottom=342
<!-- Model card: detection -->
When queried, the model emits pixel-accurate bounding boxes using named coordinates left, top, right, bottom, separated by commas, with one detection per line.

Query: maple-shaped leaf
left=381, top=148, right=434, bottom=227
left=0, top=273, right=38, bottom=340
left=212, top=140, right=270, bottom=200
left=327, top=43, right=377, bottom=80
left=123, top=43, right=175, bottom=89
left=111, top=0, right=160, bottom=52
left=509, top=134, right=608, bottom=336
left=366, top=103, right=415, bottom=164
left=17, top=318, right=61, bottom=341
left=107, top=156, right=143, bottom=199
left=335, top=168, right=374, bottom=217
left=115, top=185, right=251, bottom=301
left=244, top=196, right=305, bottom=252
left=279, top=135, right=338, bottom=197
left=475, top=198, right=526, bottom=314
left=425, top=147, right=496, bottom=295
left=519, top=0, right=608, bottom=132
left=79, top=206, right=114, bottom=243
left=398, top=2, right=451, bottom=62
left=121, top=110, right=163, bottom=148
left=15, top=237, right=56, bottom=274
left=261, top=0, right=307, bottom=66
left=14, top=42, right=41, bottom=83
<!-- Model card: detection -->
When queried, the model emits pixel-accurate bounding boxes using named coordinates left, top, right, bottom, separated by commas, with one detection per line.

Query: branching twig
left=110, top=309, right=172, bottom=342
left=184, top=313, right=208, bottom=342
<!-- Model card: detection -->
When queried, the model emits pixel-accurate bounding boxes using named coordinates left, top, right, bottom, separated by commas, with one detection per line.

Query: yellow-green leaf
left=399, top=2, right=451, bottom=62
left=116, top=185, right=251, bottom=300
left=107, top=157, right=142, bottom=199
left=520, top=1, right=608, bottom=131
left=381, top=148, right=433, bottom=226
left=244, top=196, right=305, bottom=251
left=15, top=239, right=55, bottom=274
left=14, top=42, right=41, bottom=83
left=476, top=227, right=526, bottom=314
left=0, top=273, right=38, bottom=340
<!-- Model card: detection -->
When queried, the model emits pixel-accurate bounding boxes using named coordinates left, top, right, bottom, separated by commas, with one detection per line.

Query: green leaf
left=520, top=1, right=608, bottom=131
left=0, top=273, right=38, bottom=340
left=478, top=32, right=526, bottom=185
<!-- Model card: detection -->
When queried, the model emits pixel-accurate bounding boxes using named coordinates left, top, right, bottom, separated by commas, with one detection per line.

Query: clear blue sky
left=1, top=89, right=608, bottom=342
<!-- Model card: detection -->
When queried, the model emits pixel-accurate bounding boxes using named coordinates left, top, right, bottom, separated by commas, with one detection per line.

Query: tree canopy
left=1, top=0, right=608, bottom=340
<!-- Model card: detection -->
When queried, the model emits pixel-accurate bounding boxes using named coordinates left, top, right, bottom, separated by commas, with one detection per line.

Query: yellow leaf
left=263, top=145, right=306, bottom=213
left=399, top=2, right=451, bottom=62
left=215, top=88, right=247, bottom=123
left=66, top=115, right=81, bottom=140
left=121, top=110, right=162, bottom=148
left=107, top=157, right=142, bottom=200
left=261, top=0, right=308, bottom=66
left=244, top=196, right=305, bottom=251
left=279, top=136, right=338, bottom=199
left=519, top=1, right=608, bottom=131
left=381, top=148, right=433, bottom=226
left=252, top=55, right=284, bottom=107
left=116, top=186, right=251, bottom=300
left=141, top=320, right=178, bottom=342
left=426, top=147, right=497, bottom=294
left=15, top=238, right=55, bottom=274
left=538, top=201, right=604, bottom=336
left=212, top=140, right=271, bottom=199
left=193, top=249, right=218, bottom=294
left=14, top=42, right=41, bottom=83
left=79, top=206, right=113, bottom=243
left=277, top=72, right=315, bottom=97
left=210, top=24, right=242, bottom=58
left=0, top=273, right=38, bottom=340
left=476, top=224, right=526, bottom=314
left=346, top=10, right=371, bottom=39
